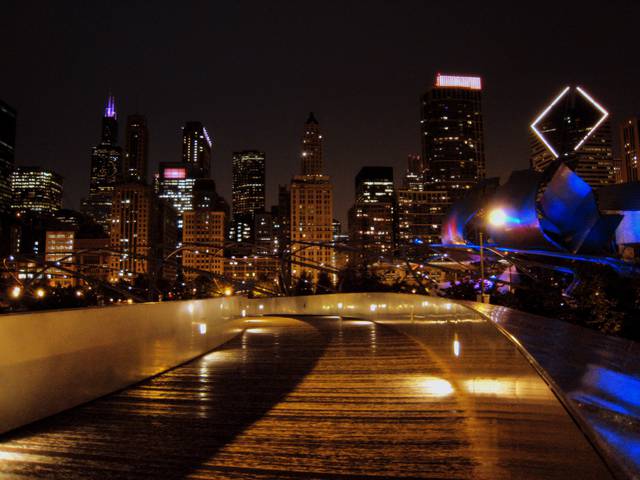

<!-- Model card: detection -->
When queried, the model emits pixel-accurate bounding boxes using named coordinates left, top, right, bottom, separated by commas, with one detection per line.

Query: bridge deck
left=0, top=315, right=611, bottom=479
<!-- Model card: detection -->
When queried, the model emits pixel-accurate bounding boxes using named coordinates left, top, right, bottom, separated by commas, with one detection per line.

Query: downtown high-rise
left=530, top=86, right=617, bottom=188
left=348, top=166, right=396, bottom=254
left=420, top=74, right=486, bottom=242
left=82, top=94, right=124, bottom=232
left=0, top=100, right=16, bottom=215
left=182, top=121, right=212, bottom=177
left=158, top=121, right=213, bottom=232
left=290, top=113, right=333, bottom=284
left=124, top=114, right=149, bottom=183
left=230, top=150, right=266, bottom=243
left=11, top=166, right=63, bottom=214
left=620, top=117, right=640, bottom=183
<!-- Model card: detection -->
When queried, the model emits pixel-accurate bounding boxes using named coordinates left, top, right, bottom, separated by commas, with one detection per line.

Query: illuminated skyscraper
left=157, top=162, right=198, bottom=231
left=11, top=166, right=63, bottom=214
left=124, top=114, right=149, bottom=183
left=182, top=121, right=212, bottom=177
left=421, top=74, right=485, bottom=241
left=271, top=184, right=290, bottom=255
left=230, top=150, right=266, bottom=243
left=301, top=112, right=322, bottom=176
left=291, top=113, right=333, bottom=283
left=620, top=117, right=640, bottom=183
left=44, top=230, right=76, bottom=287
left=403, top=154, right=424, bottom=190
left=182, top=209, right=226, bottom=282
left=82, top=94, right=123, bottom=232
left=530, top=86, right=616, bottom=188
left=0, top=100, right=16, bottom=214
left=348, top=166, right=396, bottom=254
left=109, top=183, right=177, bottom=283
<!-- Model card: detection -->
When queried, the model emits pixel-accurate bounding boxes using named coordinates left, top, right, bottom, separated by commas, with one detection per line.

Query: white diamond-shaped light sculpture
left=530, top=86, right=609, bottom=158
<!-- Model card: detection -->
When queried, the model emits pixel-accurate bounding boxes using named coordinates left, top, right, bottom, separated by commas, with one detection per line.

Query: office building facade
left=182, top=121, right=212, bottom=177
left=231, top=150, right=266, bottom=242
left=182, top=210, right=225, bottom=281
left=530, top=85, right=617, bottom=188
left=291, top=113, right=333, bottom=283
left=83, top=94, right=123, bottom=232
left=11, top=166, right=63, bottom=214
left=124, top=114, right=149, bottom=183
left=0, top=100, right=16, bottom=214
left=109, top=183, right=177, bottom=283
left=620, top=117, right=640, bottom=183
left=420, top=74, right=486, bottom=241
left=348, top=166, right=396, bottom=254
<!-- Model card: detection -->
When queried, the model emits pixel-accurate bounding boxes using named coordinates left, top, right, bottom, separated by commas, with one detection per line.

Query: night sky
left=3, top=1, right=640, bottom=224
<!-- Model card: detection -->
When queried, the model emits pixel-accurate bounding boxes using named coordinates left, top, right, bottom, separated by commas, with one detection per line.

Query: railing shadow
left=0, top=317, right=329, bottom=479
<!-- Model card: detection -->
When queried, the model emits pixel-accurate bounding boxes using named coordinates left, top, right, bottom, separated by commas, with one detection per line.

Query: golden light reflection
left=415, top=377, right=454, bottom=397
left=463, top=377, right=541, bottom=398
left=245, top=327, right=272, bottom=334
left=453, top=335, right=461, bottom=357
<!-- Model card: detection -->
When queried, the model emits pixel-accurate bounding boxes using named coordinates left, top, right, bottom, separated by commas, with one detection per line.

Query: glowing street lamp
left=35, top=288, right=46, bottom=299
left=10, top=286, right=22, bottom=299
left=488, top=208, right=507, bottom=227
left=224, top=287, right=233, bottom=297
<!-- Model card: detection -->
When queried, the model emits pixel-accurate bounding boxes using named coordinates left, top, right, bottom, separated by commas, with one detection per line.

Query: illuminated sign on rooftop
left=163, top=168, right=187, bottom=179
left=435, top=74, right=482, bottom=90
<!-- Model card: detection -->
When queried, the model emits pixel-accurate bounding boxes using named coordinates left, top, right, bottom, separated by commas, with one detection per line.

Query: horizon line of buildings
left=1, top=73, right=640, bottom=292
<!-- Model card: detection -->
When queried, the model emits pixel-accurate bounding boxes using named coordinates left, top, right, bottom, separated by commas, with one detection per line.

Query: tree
left=315, top=271, right=334, bottom=294
left=293, top=272, right=314, bottom=296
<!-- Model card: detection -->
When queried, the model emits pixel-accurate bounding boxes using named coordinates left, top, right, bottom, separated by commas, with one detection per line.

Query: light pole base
left=476, top=293, right=491, bottom=304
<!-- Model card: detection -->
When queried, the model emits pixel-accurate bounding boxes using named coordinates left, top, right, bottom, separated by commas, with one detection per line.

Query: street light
left=10, top=286, right=22, bottom=299
left=35, top=288, right=46, bottom=299
left=488, top=208, right=507, bottom=227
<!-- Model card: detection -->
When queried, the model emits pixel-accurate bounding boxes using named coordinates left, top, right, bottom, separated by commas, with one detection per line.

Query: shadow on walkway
left=0, top=317, right=328, bottom=479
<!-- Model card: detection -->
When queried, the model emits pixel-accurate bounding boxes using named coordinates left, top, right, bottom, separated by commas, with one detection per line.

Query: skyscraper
left=124, top=114, right=149, bottom=183
left=182, top=209, right=226, bottom=282
left=0, top=100, right=16, bottom=214
left=11, top=166, right=63, bottom=214
left=182, top=121, right=212, bottom=177
left=348, top=166, right=396, bottom=254
left=620, top=117, right=640, bottom=183
left=301, top=113, right=322, bottom=176
left=82, top=94, right=123, bottom=232
left=421, top=74, right=485, bottom=240
left=271, top=184, right=291, bottom=255
left=530, top=85, right=616, bottom=188
left=230, top=150, right=266, bottom=242
left=157, top=162, right=198, bottom=231
left=290, top=113, right=333, bottom=283
left=109, top=183, right=177, bottom=283
left=403, top=154, right=424, bottom=190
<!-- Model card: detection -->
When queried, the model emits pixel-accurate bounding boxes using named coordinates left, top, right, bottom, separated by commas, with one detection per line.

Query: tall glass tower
left=420, top=74, right=485, bottom=241
left=0, top=100, right=16, bottom=214
left=82, top=94, right=123, bottom=233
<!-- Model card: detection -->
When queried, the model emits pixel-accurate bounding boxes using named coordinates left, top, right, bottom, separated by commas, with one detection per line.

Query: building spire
left=104, top=92, right=116, bottom=119
left=306, top=112, right=318, bottom=124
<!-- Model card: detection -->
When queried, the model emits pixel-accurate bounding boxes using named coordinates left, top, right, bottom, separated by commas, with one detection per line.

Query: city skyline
left=4, top=2, right=640, bottom=223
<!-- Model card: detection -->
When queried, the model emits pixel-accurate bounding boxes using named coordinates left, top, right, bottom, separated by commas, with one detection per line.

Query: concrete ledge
left=0, top=298, right=244, bottom=434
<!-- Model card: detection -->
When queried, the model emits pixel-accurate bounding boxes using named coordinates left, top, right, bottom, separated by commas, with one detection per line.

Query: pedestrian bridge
left=0, top=294, right=637, bottom=479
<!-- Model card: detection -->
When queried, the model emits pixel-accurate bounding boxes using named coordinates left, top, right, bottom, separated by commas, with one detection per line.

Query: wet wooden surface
left=0, top=315, right=612, bottom=479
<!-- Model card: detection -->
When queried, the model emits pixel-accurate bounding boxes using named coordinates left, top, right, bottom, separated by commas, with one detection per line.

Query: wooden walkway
left=0, top=316, right=612, bottom=479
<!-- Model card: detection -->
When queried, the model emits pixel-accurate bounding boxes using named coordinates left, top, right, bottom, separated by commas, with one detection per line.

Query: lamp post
left=478, top=231, right=490, bottom=304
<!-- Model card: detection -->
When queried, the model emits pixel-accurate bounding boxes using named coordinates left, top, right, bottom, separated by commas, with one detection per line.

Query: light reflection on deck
left=0, top=315, right=612, bottom=479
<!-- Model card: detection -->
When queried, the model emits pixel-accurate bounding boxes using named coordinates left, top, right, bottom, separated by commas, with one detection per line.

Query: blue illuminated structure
left=442, top=163, right=624, bottom=256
